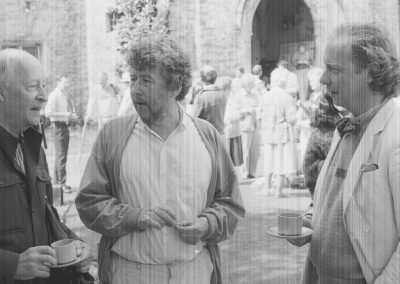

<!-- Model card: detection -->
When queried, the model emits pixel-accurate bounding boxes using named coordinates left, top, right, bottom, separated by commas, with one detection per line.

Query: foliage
left=111, top=0, right=169, bottom=54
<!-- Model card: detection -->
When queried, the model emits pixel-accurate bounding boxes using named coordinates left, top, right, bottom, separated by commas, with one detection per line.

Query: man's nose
left=37, top=88, right=48, bottom=103
left=320, top=71, right=329, bottom=85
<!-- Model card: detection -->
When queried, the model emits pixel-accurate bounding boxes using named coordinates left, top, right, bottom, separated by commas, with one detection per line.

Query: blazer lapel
left=313, top=130, right=341, bottom=204
left=342, top=99, right=397, bottom=213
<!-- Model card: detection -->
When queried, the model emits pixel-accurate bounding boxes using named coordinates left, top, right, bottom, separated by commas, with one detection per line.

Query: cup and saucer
left=50, top=239, right=90, bottom=268
left=267, top=212, right=313, bottom=240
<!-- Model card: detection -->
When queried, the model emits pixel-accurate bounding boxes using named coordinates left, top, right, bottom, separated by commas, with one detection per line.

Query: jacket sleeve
left=0, top=249, right=19, bottom=282
left=192, top=94, right=205, bottom=118
left=199, top=127, right=245, bottom=244
left=374, top=143, right=400, bottom=283
left=75, top=126, right=142, bottom=238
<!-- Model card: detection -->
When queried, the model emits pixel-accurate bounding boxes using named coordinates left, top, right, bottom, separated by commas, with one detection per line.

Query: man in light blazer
left=290, top=23, right=400, bottom=284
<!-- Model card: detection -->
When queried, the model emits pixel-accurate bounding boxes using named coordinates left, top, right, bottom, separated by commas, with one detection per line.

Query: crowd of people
left=185, top=58, right=335, bottom=199
left=1, top=21, right=400, bottom=284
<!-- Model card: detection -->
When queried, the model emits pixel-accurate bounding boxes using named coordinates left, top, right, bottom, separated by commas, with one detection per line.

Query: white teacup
left=51, top=239, right=77, bottom=264
left=278, top=212, right=303, bottom=236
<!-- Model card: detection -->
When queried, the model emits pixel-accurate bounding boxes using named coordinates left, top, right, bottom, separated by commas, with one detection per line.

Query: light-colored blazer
left=303, top=98, right=400, bottom=284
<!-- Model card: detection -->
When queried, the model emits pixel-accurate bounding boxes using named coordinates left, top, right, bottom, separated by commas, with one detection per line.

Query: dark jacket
left=0, top=126, right=73, bottom=284
left=193, top=84, right=227, bottom=134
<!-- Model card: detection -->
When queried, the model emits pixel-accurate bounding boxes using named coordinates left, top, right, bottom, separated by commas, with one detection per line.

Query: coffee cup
left=51, top=239, right=77, bottom=264
left=277, top=212, right=303, bottom=236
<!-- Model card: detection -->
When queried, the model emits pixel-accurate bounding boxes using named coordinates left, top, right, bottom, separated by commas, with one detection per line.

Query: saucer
left=51, top=242, right=90, bottom=268
left=267, top=226, right=313, bottom=240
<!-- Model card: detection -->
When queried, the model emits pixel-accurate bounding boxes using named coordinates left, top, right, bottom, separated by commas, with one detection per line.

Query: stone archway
left=237, top=0, right=320, bottom=71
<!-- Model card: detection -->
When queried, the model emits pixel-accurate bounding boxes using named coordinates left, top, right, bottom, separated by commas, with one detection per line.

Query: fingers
left=175, top=224, right=193, bottom=233
left=75, top=260, right=92, bottom=273
left=34, top=246, right=56, bottom=259
left=146, top=218, right=163, bottom=230
left=302, top=218, right=313, bottom=229
left=157, top=207, right=177, bottom=225
left=35, top=270, right=51, bottom=279
left=37, top=255, right=57, bottom=267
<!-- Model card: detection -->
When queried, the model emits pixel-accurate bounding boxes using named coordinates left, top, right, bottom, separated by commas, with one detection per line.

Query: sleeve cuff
left=0, top=250, right=20, bottom=282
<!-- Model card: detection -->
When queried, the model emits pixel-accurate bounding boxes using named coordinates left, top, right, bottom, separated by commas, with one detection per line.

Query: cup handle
left=74, top=240, right=83, bottom=257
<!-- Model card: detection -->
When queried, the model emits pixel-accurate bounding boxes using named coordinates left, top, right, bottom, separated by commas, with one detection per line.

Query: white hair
left=270, top=67, right=289, bottom=88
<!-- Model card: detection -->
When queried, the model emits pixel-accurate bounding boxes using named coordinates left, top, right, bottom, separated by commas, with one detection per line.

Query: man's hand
left=287, top=217, right=313, bottom=247
left=137, top=208, right=177, bottom=230
left=175, top=217, right=209, bottom=245
left=73, top=241, right=92, bottom=273
left=14, top=246, right=57, bottom=280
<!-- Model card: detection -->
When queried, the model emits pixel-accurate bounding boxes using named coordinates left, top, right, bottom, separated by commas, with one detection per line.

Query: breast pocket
left=0, top=175, right=26, bottom=234
left=36, top=168, right=52, bottom=203
left=356, top=169, right=394, bottom=270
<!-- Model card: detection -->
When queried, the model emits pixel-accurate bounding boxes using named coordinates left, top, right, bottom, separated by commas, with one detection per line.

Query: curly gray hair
left=126, top=34, right=192, bottom=101
left=333, top=23, right=400, bottom=98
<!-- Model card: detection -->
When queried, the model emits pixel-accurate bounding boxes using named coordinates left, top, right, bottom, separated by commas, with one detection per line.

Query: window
left=1, top=42, right=41, bottom=59
left=106, top=11, right=124, bottom=32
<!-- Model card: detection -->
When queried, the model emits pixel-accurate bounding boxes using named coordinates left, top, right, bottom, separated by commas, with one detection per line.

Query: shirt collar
left=137, top=103, right=187, bottom=133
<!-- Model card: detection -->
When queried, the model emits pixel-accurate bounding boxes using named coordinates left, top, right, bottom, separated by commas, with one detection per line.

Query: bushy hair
left=334, top=23, right=400, bottom=98
left=126, top=34, right=192, bottom=101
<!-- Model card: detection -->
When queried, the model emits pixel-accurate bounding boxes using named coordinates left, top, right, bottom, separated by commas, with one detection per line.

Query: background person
left=117, top=71, right=136, bottom=117
left=237, top=73, right=261, bottom=179
left=259, top=66, right=297, bottom=197
left=193, top=65, right=227, bottom=134
left=44, top=76, right=75, bottom=194
left=84, top=72, right=119, bottom=131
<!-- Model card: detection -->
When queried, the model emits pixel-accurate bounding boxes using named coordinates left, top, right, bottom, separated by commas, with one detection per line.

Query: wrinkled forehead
left=7, top=57, right=45, bottom=83
left=130, top=65, right=165, bottom=78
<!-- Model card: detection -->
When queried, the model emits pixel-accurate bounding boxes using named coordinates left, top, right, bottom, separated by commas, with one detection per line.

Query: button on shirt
left=111, top=107, right=212, bottom=264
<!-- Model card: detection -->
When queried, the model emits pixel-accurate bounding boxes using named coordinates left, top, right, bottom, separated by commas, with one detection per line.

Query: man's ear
left=170, top=77, right=183, bottom=99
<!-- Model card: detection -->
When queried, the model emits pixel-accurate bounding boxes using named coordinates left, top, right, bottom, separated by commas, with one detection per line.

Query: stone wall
left=85, top=0, right=121, bottom=113
left=0, top=0, right=88, bottom=114
left=168, top=0, right=400, bottom=75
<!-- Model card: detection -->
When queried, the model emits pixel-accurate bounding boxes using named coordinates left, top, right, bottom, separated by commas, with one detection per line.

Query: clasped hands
left=137, top=207, right=209, bottom=245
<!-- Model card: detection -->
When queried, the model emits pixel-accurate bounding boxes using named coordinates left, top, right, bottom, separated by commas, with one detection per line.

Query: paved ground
left=44, top=126, right=312, bottom=283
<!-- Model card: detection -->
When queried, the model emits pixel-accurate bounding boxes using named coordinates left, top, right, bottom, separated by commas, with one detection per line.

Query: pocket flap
left=36, top=168, right=51, bottom=181
left=0, top=175, right=21, bottom=187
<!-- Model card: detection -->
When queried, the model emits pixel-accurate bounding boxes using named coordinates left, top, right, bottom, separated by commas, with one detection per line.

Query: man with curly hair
left=75, top=35, right=244, bottom=284
left=290, top=23, right=400, bottom=284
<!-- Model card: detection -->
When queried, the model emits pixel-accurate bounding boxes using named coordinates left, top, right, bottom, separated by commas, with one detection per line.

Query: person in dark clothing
left=0, top=49, right=90, bottom=283
left=193, top=65, right=227, bottom=134
left=303, top=94, right=341, bottom=196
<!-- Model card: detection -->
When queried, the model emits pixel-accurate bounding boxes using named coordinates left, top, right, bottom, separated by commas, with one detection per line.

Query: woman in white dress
left=259, top=67, right=297, bottom=197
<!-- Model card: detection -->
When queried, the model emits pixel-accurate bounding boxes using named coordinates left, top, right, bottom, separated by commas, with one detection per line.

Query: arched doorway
left=251, top=0, right=315, bottom=77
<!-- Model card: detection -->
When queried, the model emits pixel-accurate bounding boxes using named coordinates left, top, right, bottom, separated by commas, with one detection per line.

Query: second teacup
left=277, top=212, right=303, bottom=236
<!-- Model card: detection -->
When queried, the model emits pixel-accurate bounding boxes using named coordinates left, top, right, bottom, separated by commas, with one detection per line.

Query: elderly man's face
left=2, top=56, right=47, bottom=130
left=130, top=66, right=172, bottom=123
left=320, top=41, right=369, bottom=115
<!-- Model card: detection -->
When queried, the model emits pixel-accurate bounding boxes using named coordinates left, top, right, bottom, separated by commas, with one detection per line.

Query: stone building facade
left=1, top=0, right=399, bottom=112
left=168, top=0, right=400, bottom=76
left=0, top=0, right=88, bottom=113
